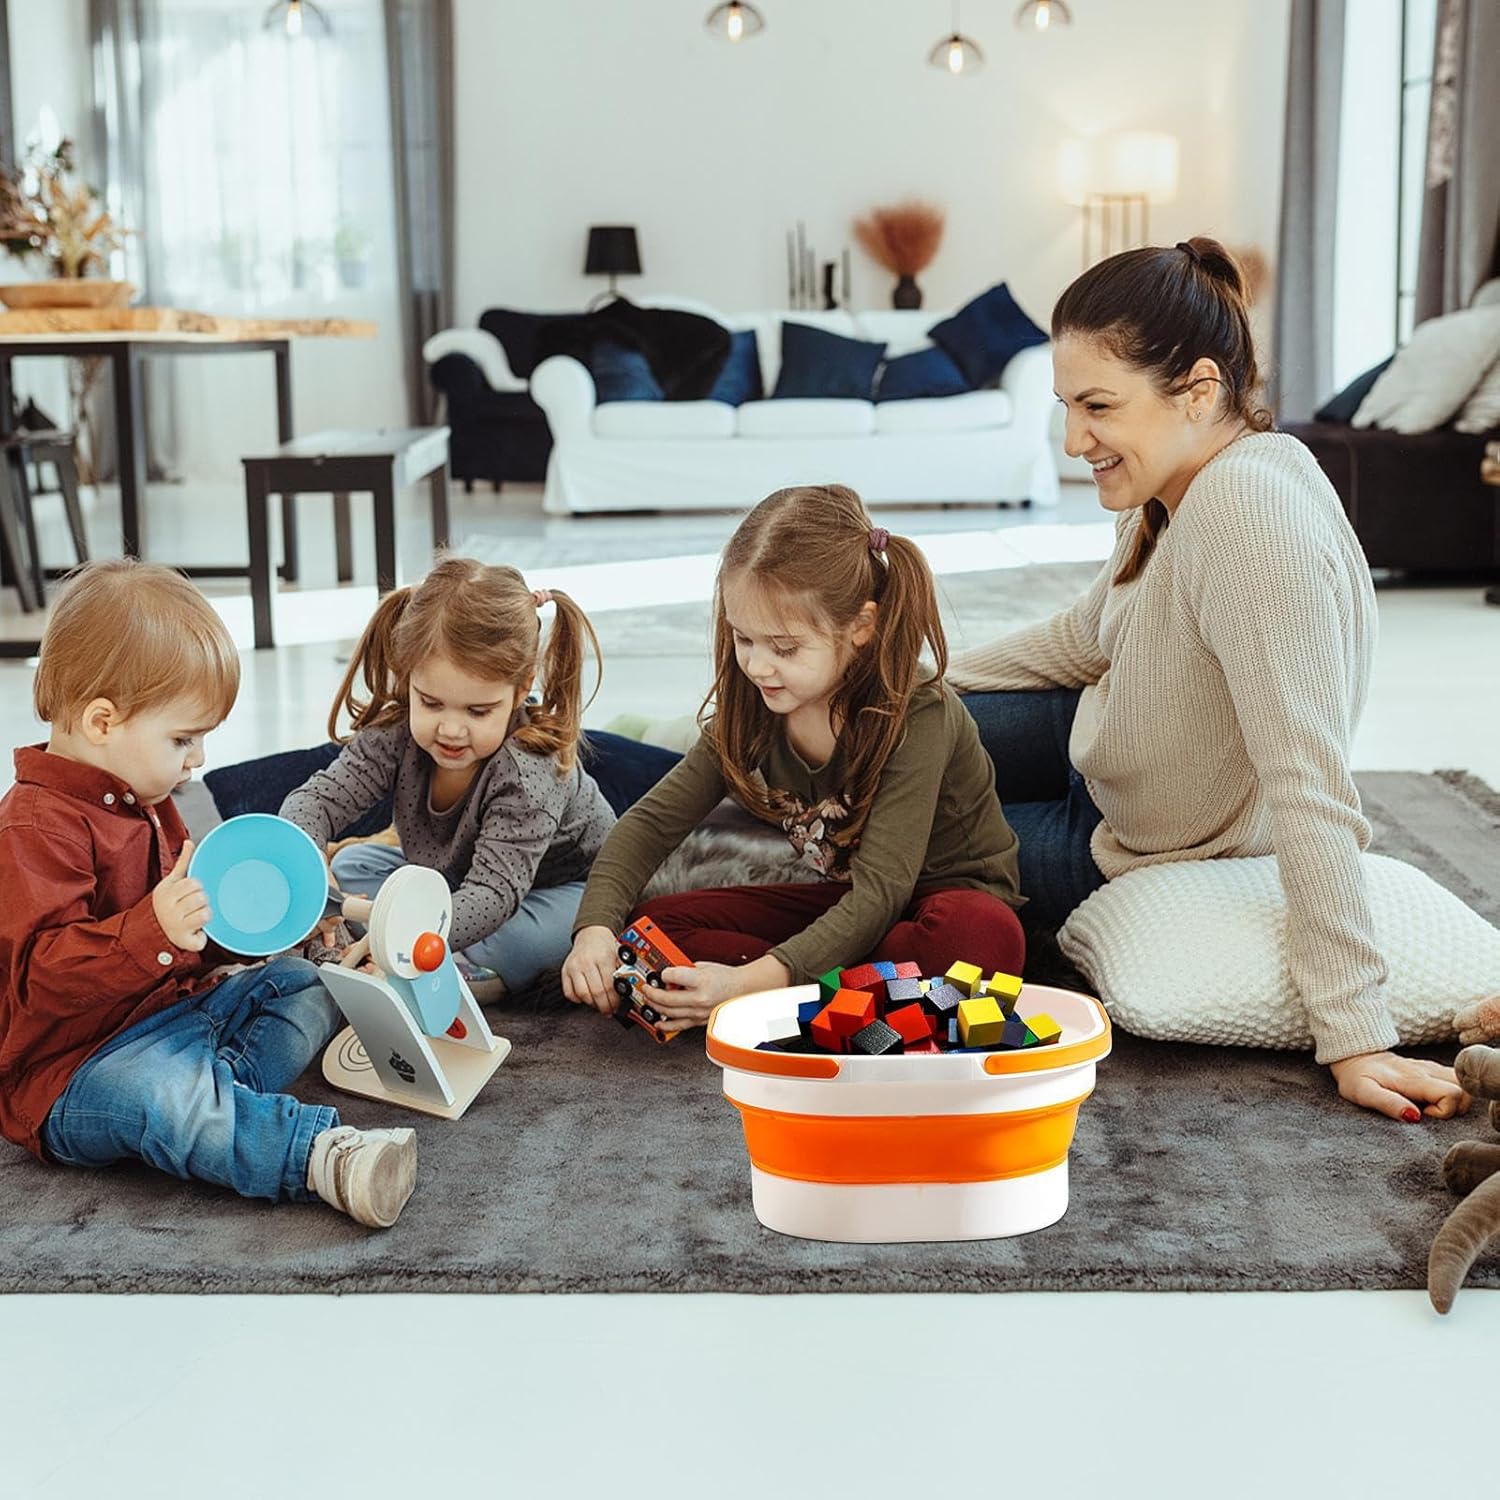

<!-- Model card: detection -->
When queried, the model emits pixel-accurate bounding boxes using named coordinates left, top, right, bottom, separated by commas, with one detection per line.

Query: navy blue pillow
left=708, top=329, right=764, bottom=405
left=773, top=321, right=886, bottom=400
left=1314, top=356, right=1395, bottom=423
left=929, top=284, right=1048, bottom=388
left=589, top=341, right=664, bottom=402
left=876, top=345, right=972, bottom=402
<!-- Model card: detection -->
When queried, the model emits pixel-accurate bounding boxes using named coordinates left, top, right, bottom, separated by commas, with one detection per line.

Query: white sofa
left=526, top=303, right=1058, bottom=516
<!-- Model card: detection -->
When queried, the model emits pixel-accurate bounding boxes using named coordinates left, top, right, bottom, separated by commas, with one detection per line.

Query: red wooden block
left=838, top=964, right=886, bottom=1005
left=826, top=988, right=877, bottom=1038
left=891, top=961, right=922, bottom=981
left=809, top=1005, right=845, bottom=1052
left=905, top=1039, right=942, bottom=1055
left=886, top=1002, right=935, bottom=1045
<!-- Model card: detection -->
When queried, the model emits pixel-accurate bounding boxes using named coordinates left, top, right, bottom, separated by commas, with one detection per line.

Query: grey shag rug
left=2, top=771, right=1498, bottom=1295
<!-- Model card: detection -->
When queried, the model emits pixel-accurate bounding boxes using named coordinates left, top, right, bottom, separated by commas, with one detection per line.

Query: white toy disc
left=368, top=865, right=453, bottom=979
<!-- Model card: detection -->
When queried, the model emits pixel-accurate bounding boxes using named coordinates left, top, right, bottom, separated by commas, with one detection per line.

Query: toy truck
left=613, top=915, right=694, bottom=1044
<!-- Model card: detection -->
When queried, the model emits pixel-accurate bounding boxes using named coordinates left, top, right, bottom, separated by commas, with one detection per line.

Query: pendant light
left=263, top=1, right=331, bottom=38
left=1016, top=0, right=1073, bottom=32
left=705, top=2, right=766, bottom=42
left=927, top=1, right=983, bottom=74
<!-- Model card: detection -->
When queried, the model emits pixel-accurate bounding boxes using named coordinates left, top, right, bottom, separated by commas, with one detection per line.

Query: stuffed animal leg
left=1427, top=1044, right=1500, bottom=1314
left=1453, top=993, right=1500, bottom=1046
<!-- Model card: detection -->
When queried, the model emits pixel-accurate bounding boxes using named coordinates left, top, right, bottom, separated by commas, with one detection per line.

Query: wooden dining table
left=0, top=307, right=376, bottom=656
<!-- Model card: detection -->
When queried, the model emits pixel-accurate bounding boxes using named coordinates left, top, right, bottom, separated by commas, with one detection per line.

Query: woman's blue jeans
left=41, top=955, right=341, bottom=1202
left=957, top=689, right=1106, bottom=930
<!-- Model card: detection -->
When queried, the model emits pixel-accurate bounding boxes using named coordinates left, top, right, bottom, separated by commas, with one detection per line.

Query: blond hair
left=329, top=554, right=601, bottom=775
left=33, top=560, right=240, bottom=730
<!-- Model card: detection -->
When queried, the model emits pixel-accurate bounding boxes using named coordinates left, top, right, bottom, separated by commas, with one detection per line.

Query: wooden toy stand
left=319, top=867, right=510, bottom=1119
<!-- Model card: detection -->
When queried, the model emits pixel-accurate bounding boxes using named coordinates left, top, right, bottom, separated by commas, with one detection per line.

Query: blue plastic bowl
left=189, top=814, right=328, bottom=957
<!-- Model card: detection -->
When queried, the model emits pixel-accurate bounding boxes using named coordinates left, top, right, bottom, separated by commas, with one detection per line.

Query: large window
left=1396, top=0, right=1438, bottom=343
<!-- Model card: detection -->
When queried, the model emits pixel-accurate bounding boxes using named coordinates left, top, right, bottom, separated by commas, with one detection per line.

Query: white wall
left=453, top=0, right=1291, bottom=326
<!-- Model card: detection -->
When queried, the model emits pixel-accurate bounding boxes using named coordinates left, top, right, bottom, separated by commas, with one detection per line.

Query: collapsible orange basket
left=706, top=983, right=1111, bottom=1242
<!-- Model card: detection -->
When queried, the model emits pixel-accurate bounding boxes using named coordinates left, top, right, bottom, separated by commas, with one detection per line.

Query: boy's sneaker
left=455, top=953, right=506, bottom=1003
left=308, top=1125, right=417, bottom=1229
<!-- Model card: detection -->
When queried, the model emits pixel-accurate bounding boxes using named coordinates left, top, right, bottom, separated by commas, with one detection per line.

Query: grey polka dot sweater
left=279, top=719, right=615, bottom=951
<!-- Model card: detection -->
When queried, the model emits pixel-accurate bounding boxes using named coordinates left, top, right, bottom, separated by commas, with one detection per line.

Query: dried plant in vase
left=853, top=201, right=945, bottom=309
left=0, top=137, right=134, bottom=309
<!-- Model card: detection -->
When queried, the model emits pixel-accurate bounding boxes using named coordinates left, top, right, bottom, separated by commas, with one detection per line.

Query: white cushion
left=1352, top=305, right=1500, bottom=433
left=1454, top=356, right=1500, bottom=434
left=1470, top=279, right=1500, bottom=309
left=592, top=401, right=736, bottom=439
left=874, top=390, right=1012, bottom=434
left=1057, top=853, right=1500, bottom=1050
left=856, top=311, right=945, bottom=358
left=736, top=399, right=876, bottom=438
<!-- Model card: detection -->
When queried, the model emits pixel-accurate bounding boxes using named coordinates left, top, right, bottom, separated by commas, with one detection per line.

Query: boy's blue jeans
left=330, top=843, right=583, bottom=991
left=959, top=688, right=1107, bottom=930
left=41, top=956, right=341, bottom=1203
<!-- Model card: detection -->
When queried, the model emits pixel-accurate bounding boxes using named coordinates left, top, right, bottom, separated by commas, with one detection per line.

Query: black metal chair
left=0, top=430, right=89, bottom=612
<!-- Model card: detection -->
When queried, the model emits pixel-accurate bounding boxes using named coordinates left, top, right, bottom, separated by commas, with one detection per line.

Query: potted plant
left=334, top=219, right=371, bottom=290
left=0, top=137, right=133, bottom=309
left=853, top=201, right=945, bottom=309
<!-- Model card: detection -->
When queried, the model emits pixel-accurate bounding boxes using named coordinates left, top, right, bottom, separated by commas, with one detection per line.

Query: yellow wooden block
left=1023, top=1011, right=1062, bottom=1045
left=982, top=971, right=1023, bottom=1002
left=957, top=995, right=1005, bottom=1046
left=946, top=961, right=983, bottom=998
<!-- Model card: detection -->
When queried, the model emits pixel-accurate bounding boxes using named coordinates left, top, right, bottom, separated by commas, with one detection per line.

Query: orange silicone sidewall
left=734, top=1096, right=1090, bottom=1185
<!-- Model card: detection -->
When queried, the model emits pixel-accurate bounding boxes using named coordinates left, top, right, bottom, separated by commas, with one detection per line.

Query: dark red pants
left=632, top=882, right=1025, bottom=978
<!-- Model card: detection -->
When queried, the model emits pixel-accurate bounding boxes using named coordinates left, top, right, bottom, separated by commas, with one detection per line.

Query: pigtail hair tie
left=1176, top=240, right=1203, bottom=267
left=532, top=588, right=553, bottom=609
left=867, top=527, right=890, bottom=558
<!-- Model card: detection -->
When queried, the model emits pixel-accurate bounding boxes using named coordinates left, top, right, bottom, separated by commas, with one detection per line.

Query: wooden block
left=922, top=982, right=965, bottom=1019
left=872, top=961, right=899, bottom=982
left=818, top=968, right=844, bottom=1004
left=849, top=1018, right=903, bottom=1055
left=798, top=997, right=825, bottom=1027
left=958, top=995, right=1006, bottom=1046
left=885, top=977, right=925, bottom=1008
left=947, top=1017, right=959, bottom=1048
left=905, top=1039, right=942, bottom=1055
left=839, top=964, right=887, bottom=1006
left=998, top=1017, right=1032, bottom=1049
left=885, top=1002, right=934, bottom=1045
left=827, top=988, right=877, bottom=1038
left=809, top=1006, right=844, bottom=1052
left=1022, top=1012, right=1062, bottom=1045
left=891, top=961, right=922, bottom=981
left=981, top=971, right=1023, bottom=1013
left=946, top=961, right=983, bottom=997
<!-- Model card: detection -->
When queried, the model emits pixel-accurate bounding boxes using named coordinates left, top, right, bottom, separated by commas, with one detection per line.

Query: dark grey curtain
left=0, top=0, right=14, bottom=165
left=384, top=0, right=455, bottom=426
left=1272, top=0, right=1346, bottom=421
left=1415, top=0, right=1500, bottom=320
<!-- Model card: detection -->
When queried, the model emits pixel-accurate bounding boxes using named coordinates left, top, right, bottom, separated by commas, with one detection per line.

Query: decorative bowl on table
left=0, top=279, right=137, bottom=311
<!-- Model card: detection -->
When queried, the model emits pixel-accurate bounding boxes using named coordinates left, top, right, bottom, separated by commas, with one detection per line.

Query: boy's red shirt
left=0, top=745, right=224, bottom=1159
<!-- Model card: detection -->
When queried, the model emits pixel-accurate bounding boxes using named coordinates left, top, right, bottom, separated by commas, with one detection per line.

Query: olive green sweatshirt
left=573, top=677, right=1022, bottom=982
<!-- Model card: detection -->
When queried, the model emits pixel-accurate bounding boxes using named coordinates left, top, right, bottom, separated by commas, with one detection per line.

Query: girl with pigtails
left=280, top=555, right=616, bottom=1002
left=562, top=484, right=1026, bottom=1030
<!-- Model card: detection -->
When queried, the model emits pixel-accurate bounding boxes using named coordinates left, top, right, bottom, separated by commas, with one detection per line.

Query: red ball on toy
left=412, top=931, right=446, bottom=972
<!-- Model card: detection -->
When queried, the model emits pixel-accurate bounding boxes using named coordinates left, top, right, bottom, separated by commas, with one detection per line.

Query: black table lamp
left=584, top=225, right=642, bottom=298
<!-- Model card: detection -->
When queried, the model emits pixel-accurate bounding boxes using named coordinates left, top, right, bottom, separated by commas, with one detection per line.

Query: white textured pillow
left=1057, top=853, right=1500, bottom=1049
left=1352, top=306, right=1500, bottom=433
left=1454, top=355, right=1500, bottom=434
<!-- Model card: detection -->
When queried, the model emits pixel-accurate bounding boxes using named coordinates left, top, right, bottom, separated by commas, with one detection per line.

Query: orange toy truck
left=613, top=915, right=694, bottom=1044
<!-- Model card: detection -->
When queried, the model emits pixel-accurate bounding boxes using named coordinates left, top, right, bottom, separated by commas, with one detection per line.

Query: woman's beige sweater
left=948, top=431, right=1396, bottom=1064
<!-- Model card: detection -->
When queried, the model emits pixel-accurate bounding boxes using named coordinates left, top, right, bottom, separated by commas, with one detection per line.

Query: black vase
left=892, top=274, right=923, bottom=310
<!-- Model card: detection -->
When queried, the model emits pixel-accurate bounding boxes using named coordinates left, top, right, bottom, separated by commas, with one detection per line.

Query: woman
left=950, top=235, right=1466, bottom=1124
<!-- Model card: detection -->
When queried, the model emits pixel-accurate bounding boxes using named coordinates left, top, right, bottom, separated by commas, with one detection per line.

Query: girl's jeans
left=41, top=955, right=340, bottom=1202
left=331, top=843, right=584, bottom=992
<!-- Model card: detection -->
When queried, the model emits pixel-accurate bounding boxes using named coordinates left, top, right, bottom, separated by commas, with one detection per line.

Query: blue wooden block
left=999, top=1018, right=1032, bottom=1049
left=885, top=978, right=925, bottom=1007
left=798, top=998, right=824, bottom=1026
left=872, top=961, right=899, bottom=982
left=947, top=1017, right=959, bottom=1047
left=923, top=982, right=965, bottom=1018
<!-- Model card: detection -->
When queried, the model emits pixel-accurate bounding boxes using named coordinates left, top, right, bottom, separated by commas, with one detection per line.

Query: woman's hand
left=338, top=933, right=377, bottom=973
left=563, top=925, right=623, bottom=1013
left=1329, top=1050, right=1471, bottom=1122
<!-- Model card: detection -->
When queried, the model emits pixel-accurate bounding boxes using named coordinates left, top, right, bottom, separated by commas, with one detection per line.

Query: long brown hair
left=701, top=484, right=946, bottom=845
left=1053, top=235, right=1275, bottom=583
left=328, top=555, right=601, bottom=774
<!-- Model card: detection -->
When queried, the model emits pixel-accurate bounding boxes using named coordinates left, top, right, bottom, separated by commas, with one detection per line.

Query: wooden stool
left=0, top=430, right=89, bottom=613
left=241, top=426, right=451, bottom=649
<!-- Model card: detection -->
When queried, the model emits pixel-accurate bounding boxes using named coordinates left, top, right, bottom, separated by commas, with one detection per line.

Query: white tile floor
left=3, top=477, right=1499, bottom=1498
